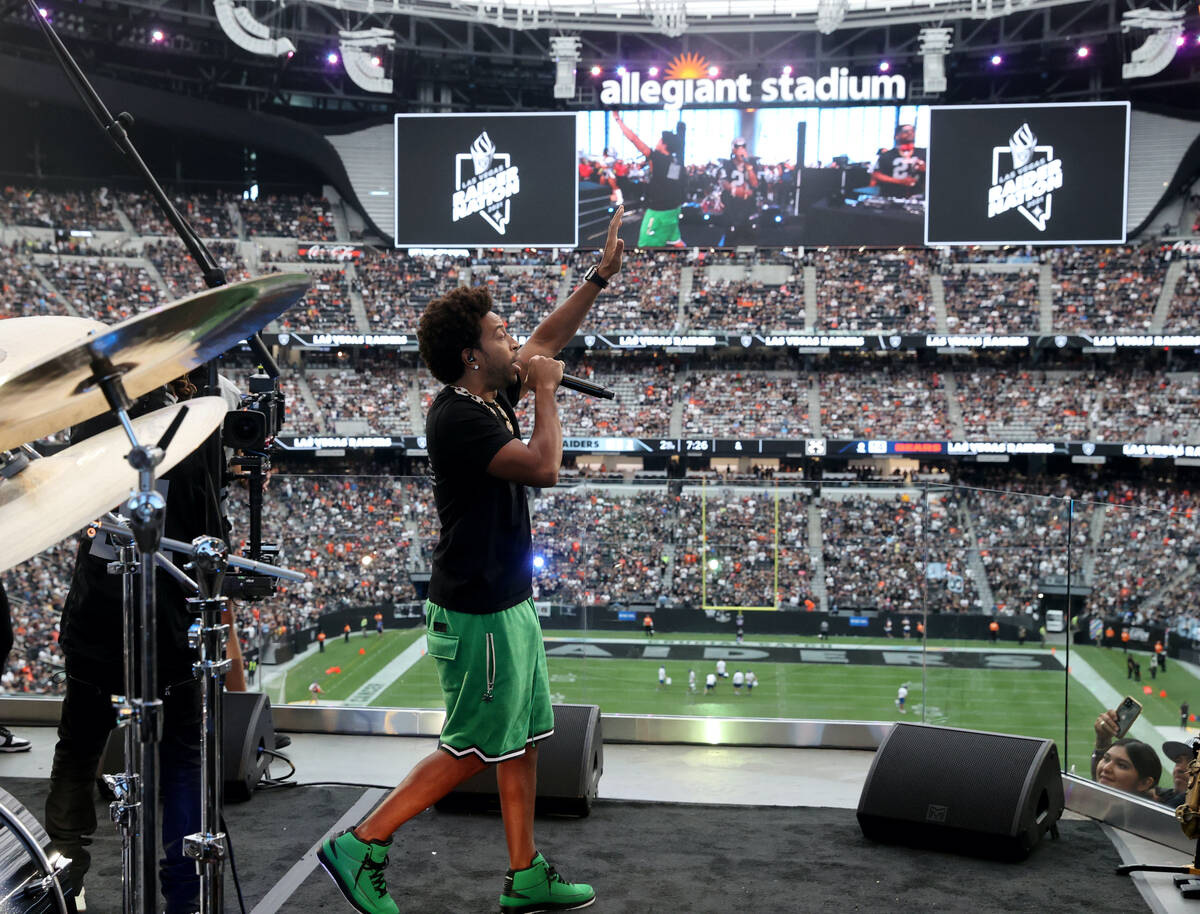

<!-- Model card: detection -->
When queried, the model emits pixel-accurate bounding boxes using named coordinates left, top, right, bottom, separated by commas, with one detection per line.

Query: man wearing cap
left=610, top=112, right=687, bottom=248
left=717, top=137, right=759, bottom=244
left=1159, top=740, right=1193, bottom=807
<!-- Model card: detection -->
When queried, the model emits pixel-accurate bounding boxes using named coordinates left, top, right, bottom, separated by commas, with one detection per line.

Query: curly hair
left=417, top=286, right=494, bottom=384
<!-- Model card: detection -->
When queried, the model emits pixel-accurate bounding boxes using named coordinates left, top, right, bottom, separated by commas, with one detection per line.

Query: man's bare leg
left=496, top=744, right=538, bottom=870
left=354, top=749, right=486, bottom=843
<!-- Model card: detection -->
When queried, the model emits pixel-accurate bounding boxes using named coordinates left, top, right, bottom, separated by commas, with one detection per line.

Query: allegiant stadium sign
left=600, top=67, right=906, bottom=109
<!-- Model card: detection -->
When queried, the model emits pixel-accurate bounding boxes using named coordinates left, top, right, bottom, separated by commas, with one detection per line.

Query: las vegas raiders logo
left=452, top=131, right=521, bottom=235
left=987, top=123, right=1064, bottom=232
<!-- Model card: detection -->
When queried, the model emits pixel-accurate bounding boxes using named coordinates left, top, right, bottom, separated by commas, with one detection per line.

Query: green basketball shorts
left=424, top=597, right=555, bottom=762
left=638, top=207, right=683, bottom=247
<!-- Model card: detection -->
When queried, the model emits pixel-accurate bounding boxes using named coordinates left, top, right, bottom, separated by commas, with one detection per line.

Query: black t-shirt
left=646, top=149, right=686, bottom=212
left=874, top=146, right=927, bottom=197
left=425, top=380, right=533, bottom=614
left=61, top=388, right=226, bottom=674
left=719, top=158, right=758, bottom=209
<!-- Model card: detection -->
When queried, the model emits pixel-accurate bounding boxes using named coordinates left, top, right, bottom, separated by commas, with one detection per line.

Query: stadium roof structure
left=298, top=0, right=1095, bottom=34
left=0, top=0, right=1196, bottom=116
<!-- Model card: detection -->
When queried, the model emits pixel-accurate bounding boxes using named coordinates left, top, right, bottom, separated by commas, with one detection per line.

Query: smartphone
left=1115, top=696, right=1143, bottom=739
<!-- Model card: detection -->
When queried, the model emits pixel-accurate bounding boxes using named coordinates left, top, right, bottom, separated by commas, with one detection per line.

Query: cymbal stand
left=90, top=360, right=188, bottom=914
left=182, top=536, right=231, bottom=914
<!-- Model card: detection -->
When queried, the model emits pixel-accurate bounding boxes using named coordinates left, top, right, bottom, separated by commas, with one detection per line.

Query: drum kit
left=0, top=273, right=310, bottom=914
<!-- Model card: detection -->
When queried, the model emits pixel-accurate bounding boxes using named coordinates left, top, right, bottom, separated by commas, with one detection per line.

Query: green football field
left=271, top=627, right=1199, bottom=776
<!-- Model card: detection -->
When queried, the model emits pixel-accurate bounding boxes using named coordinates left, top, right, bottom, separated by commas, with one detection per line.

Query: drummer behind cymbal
left=44, top=372, right=234, bottom=914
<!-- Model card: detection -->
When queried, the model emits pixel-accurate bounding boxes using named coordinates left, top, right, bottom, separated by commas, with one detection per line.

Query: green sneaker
left=499, top=852, right=595, bottom=913
left=317, top=828, right=400, bottom=914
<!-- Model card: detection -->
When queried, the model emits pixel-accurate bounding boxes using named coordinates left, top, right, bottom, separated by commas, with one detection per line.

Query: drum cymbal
left=0, top=396, right=227, bottom=572
left=0, top=273, right=308, bottom=451
left=0, top=315, right=108, bottom=377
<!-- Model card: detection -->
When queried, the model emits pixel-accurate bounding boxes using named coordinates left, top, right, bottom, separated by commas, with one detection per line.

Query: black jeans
left=45, top=656, right=201, bottom=914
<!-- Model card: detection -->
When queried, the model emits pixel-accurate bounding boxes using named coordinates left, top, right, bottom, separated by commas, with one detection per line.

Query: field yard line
left=343, top=635, right=429, bottom=707
left=1057, top=649, right=1162, bottom=746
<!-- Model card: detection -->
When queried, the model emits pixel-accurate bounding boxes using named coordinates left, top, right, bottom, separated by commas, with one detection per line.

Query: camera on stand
left=222, top=373, right=284, bottom=451
left=222, top=372, right=285, bottom=601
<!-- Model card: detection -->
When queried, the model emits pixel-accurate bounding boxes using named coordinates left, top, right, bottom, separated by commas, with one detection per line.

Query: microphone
left=560, top=373, right=614, bottom=400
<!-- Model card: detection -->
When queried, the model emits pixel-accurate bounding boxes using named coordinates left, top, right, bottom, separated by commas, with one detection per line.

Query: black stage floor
left=0, top=777, right=1149, bottom=913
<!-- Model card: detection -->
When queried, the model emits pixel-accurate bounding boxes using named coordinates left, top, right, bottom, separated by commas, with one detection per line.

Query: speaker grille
left=860, top=724, right=1046, bottom=836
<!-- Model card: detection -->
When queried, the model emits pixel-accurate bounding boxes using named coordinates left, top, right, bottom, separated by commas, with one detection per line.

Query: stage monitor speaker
left=436, top=703, right=603, bottom=817
left=223, top=691, right=276, bottom=802
left=100, top=690, right=276, bottom=803
left=857, top=722, right=1063, bottom=860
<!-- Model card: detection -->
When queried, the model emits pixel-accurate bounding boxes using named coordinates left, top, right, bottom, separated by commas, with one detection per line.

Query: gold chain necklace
left=452, top=386, right=515, bottom=436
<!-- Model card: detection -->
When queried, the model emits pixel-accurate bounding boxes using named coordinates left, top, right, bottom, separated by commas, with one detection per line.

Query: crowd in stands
left=9, top=471, right=1200, bottom=697
left=964, top=484, right=1088, bottom=616
left=0, top=542, right=72, bottom=695
left=1091, top=372, right=1200, bottom=443
left=943, top=266, right=1041, bottom=333
left=144, top=239, right=252, bottom=297
left=1168, top=258, right=1200, bottom=329
left=818, top=367, right=950, bottom=439
left=956, top=369, right=1092, bottom=440
left=273, top=266, right=354, bottom=331
left=1, top=186, right=122, bottom=231
left=688, top=274, right=803, bottom=330
left=0, top=245, right=62, bottom=318
left=306, top=368, right=417, bottom=434
left=239, top=193, right=337, bottom=240
left=116, top=190, right=237, bottom=237
left=681, top=370, right=810, bottom=438
left=52, top=256, right=168, bottom=321
left=566, top=251, right=682, bottom=330
left=813, top=249, right=934, bottom=332
left=1049, top=246, right=1165, bottom=332
left=820, top=491, right=981, bottom=614
left=530, top=489, right=676, bottom=606
left=354, top=252, right=466, bottom=328
left=1087, top=484, right=1200, bottom=621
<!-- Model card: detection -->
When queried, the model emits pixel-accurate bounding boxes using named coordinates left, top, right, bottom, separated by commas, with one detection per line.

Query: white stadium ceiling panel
left=297, top=0, right=1093, bottom=33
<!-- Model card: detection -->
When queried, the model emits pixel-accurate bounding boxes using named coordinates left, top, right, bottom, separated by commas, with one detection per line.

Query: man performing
left=871, top=124, right=927, bottom=198
left=318, top=208, right=626, bottom=914
left=610, top=112, right=687, bottom=248
left=718, top=137, right=759, bottom=244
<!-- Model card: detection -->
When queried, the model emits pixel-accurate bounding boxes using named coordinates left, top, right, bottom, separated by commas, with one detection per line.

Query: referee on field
left=318, top=209, right=625, bottom=914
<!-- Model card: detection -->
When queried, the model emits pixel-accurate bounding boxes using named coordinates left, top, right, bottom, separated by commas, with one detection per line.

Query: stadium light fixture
left=991, top=54, right=1003, bottom=65
left=339, top=28, right=395, bottom=94
left=550, top=35, right=582, bottom=99
left=878, top=60, right=890, bottom=72
left=213, top=0, right=295, bottom=58
left=644, top=0, right=687, bottom=38
left=1076, top=45, right=1090, bottom=58
left=918, top=27, right=954, bottom=94
left=648, top=65, right=659, bottom=76
left=1121, top=8, right=1185, bottom=79
left=816, top=0, right=848, bottom=35
left=589, top=64, right=602, bottom=76
left=707, top=65, right=719, bottom=76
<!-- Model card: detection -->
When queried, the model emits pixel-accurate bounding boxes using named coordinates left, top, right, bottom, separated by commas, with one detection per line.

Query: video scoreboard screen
left=925, top=102, right=1129, bottom=245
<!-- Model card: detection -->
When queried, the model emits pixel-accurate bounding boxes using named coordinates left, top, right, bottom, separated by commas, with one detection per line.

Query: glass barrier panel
left=1068, top=492, right=1198, bottom=813
left=919, top=485, right=1075, bottom=765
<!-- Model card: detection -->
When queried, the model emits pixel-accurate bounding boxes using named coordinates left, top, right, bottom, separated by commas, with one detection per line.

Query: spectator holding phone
left=1091, top=708, right=1162, bottom=799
